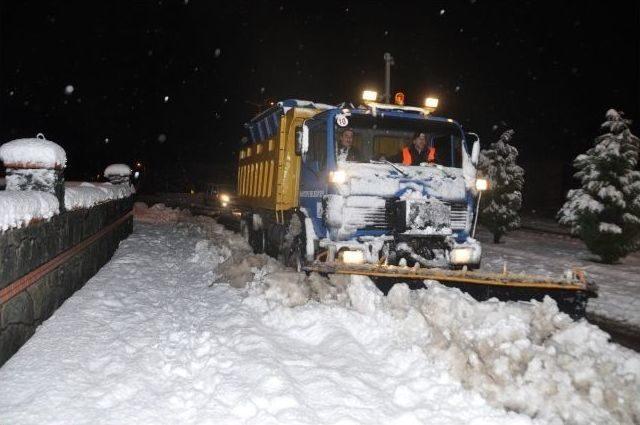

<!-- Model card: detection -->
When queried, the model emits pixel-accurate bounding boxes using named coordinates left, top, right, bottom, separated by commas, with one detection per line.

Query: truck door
left=299, top=118, right=328, bottom=238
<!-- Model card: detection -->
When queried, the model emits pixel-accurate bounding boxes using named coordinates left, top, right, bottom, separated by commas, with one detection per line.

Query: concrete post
left=0, top=133, right=67, bottom=211
left=104, top=163, right=132, bottom=185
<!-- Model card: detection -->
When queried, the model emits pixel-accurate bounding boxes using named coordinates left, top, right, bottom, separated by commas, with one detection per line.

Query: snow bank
left=409, top=284, right=640, bottom=424
left=64, top=182, right=133, bottom=210
left=211, top=228, right=640, bottom=424
left=0, top=219, right=534, bottom=424
left=0, top=191, right=59, bottom=232
left=104, top=163, right=131, bottom=177
left=1, top=217, right=638, bottom=424
left=0, top=134, right=66, bottom=169
left=133, top=202, right=192, bottom=223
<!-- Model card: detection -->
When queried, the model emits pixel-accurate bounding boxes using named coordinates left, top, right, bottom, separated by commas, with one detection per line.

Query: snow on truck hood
left=335, top=162, right=467, bottom=202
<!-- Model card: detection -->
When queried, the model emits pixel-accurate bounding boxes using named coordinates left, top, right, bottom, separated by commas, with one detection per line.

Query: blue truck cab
left=294, top=100, right=483, bottom=269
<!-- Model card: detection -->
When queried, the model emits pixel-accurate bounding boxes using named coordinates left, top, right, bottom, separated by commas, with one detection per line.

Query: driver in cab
left=337, top=128, right=362, bottom=162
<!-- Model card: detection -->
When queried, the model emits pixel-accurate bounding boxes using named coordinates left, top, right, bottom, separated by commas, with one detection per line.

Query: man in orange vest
left=390, top=132, right=436, bottom=165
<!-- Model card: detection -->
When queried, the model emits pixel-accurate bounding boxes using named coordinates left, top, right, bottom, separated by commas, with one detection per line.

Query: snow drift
left=195, top=217, right=640, bottom=424
left=133, top=201, right=192, bottom=223
left=0, top=216, right=638, bottom=425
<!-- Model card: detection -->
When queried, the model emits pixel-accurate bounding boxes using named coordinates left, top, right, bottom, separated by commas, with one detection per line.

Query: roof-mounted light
left=362, top=90, right=378, bottom=102
left=425, top=97, right=439, bottom=109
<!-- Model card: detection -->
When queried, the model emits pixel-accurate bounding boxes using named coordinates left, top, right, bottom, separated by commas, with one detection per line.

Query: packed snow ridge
left=103, top=163, right=131, bottom=177
left=0, top=182, right=134, bottom=232
left=1, top=205, right=638, bottom=424
left=64, top=182, right=134, bottom=211
left=0, top=134, right=67, bottom=169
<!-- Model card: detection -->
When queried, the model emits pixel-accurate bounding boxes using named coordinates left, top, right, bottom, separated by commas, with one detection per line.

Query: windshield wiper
left=371, top=159, right=409, bottom=177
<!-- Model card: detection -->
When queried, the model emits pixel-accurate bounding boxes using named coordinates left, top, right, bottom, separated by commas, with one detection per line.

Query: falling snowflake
left=214, top=48, right=222, bottom=58
left=492, top=124, right=499, bottom=131
left=105, top=138, right=110, bottom=144
left=164, top=96, right=169, bottom=102
left=64, top=85, right=75, bottom=95
left=260, top=87, right=265, bottom=94
left=439, top=9, right=445, bottom=15
left=158, top=134, right=167, bottom=143
left=455, top=85, right=461, bottom=92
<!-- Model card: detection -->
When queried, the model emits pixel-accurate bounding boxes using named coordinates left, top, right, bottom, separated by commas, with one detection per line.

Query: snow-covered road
left=1, top=214, right=639, bottom=424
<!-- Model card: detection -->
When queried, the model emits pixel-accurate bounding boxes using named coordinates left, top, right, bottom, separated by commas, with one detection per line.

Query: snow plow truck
left=234, top=95, right=597, bottom=318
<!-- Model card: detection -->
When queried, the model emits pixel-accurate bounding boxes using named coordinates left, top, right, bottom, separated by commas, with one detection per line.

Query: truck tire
left=241, top=216, right=266, bottom=254
left=240, top=219, right=251, bottom=246
left=253, top=228, right=266, bottom=254
left=283, top=215, right=305, bottom=272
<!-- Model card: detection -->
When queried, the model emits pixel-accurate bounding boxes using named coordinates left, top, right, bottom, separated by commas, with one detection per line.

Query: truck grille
left=358, top=199, right=467, bottom=232
left=448, top=203, right=468, bottom=230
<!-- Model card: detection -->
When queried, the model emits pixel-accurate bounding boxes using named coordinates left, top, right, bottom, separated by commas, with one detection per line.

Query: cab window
left=305, top=126, right=327, bottom=170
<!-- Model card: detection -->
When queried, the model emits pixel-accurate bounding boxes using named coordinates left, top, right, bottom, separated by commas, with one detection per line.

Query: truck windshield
left=335, top=114, right=463, bottom=168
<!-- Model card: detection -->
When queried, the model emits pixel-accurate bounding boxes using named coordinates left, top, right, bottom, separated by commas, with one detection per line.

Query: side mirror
left=295, top=124, right=310, bottom=156
left=471, top=140, right=480, bottom=166
left=467, top=133, right=480, bottom=166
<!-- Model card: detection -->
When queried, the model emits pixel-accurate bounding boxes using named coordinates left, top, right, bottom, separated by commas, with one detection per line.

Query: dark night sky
left=1, top=1, right=638, bottom=208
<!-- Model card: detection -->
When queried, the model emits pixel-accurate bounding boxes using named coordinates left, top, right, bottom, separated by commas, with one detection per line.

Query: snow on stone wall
left=64, top=182, right=134, bottom=211
left=0, top=191, right=59, bottom=232
left=0, top=181, right=134, bottom=232
left=0, top=135, right=67, bottom=169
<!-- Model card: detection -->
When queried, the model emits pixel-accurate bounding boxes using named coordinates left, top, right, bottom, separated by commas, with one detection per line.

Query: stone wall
left=0, top=197, right=133, bottom=366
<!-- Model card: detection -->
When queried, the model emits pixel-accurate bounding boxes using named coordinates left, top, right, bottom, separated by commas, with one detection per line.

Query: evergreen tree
left=558, top=109, right=640, bottom=263
left=477, top=129, right=525, bottom=243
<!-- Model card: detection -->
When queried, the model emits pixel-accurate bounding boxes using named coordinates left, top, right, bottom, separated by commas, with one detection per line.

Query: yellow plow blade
left=303, top=262, right=597, bottom=294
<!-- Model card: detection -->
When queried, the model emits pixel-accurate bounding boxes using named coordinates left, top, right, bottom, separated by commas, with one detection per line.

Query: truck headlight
left=475, top=178, right=488, bottom=191
left=342, top=250, right=364, bottom=264
left=219, top=194, right=230, bottom=203
left=329, top=170, right=347, bottom=184
left=450, top=248, right=473, bottom=264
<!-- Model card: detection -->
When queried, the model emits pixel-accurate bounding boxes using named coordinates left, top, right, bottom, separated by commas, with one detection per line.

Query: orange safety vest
left=402, top=146, right=436, bottom=165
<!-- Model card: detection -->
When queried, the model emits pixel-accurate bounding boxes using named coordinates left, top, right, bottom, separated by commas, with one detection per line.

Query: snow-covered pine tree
left=558, top=109, right=640, bottom=263
left=477, top=129, right=525, bottom=243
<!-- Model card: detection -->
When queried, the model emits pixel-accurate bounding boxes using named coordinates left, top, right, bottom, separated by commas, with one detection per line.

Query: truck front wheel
left=240, top=219, right=251, bottom=246
left=240, top=217, right=266, bottom=254
left=282, top=214, right=305, bottom=272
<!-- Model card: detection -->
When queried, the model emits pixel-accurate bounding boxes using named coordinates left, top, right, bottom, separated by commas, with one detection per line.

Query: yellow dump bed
left=237, top=107, right=321, bottom=212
